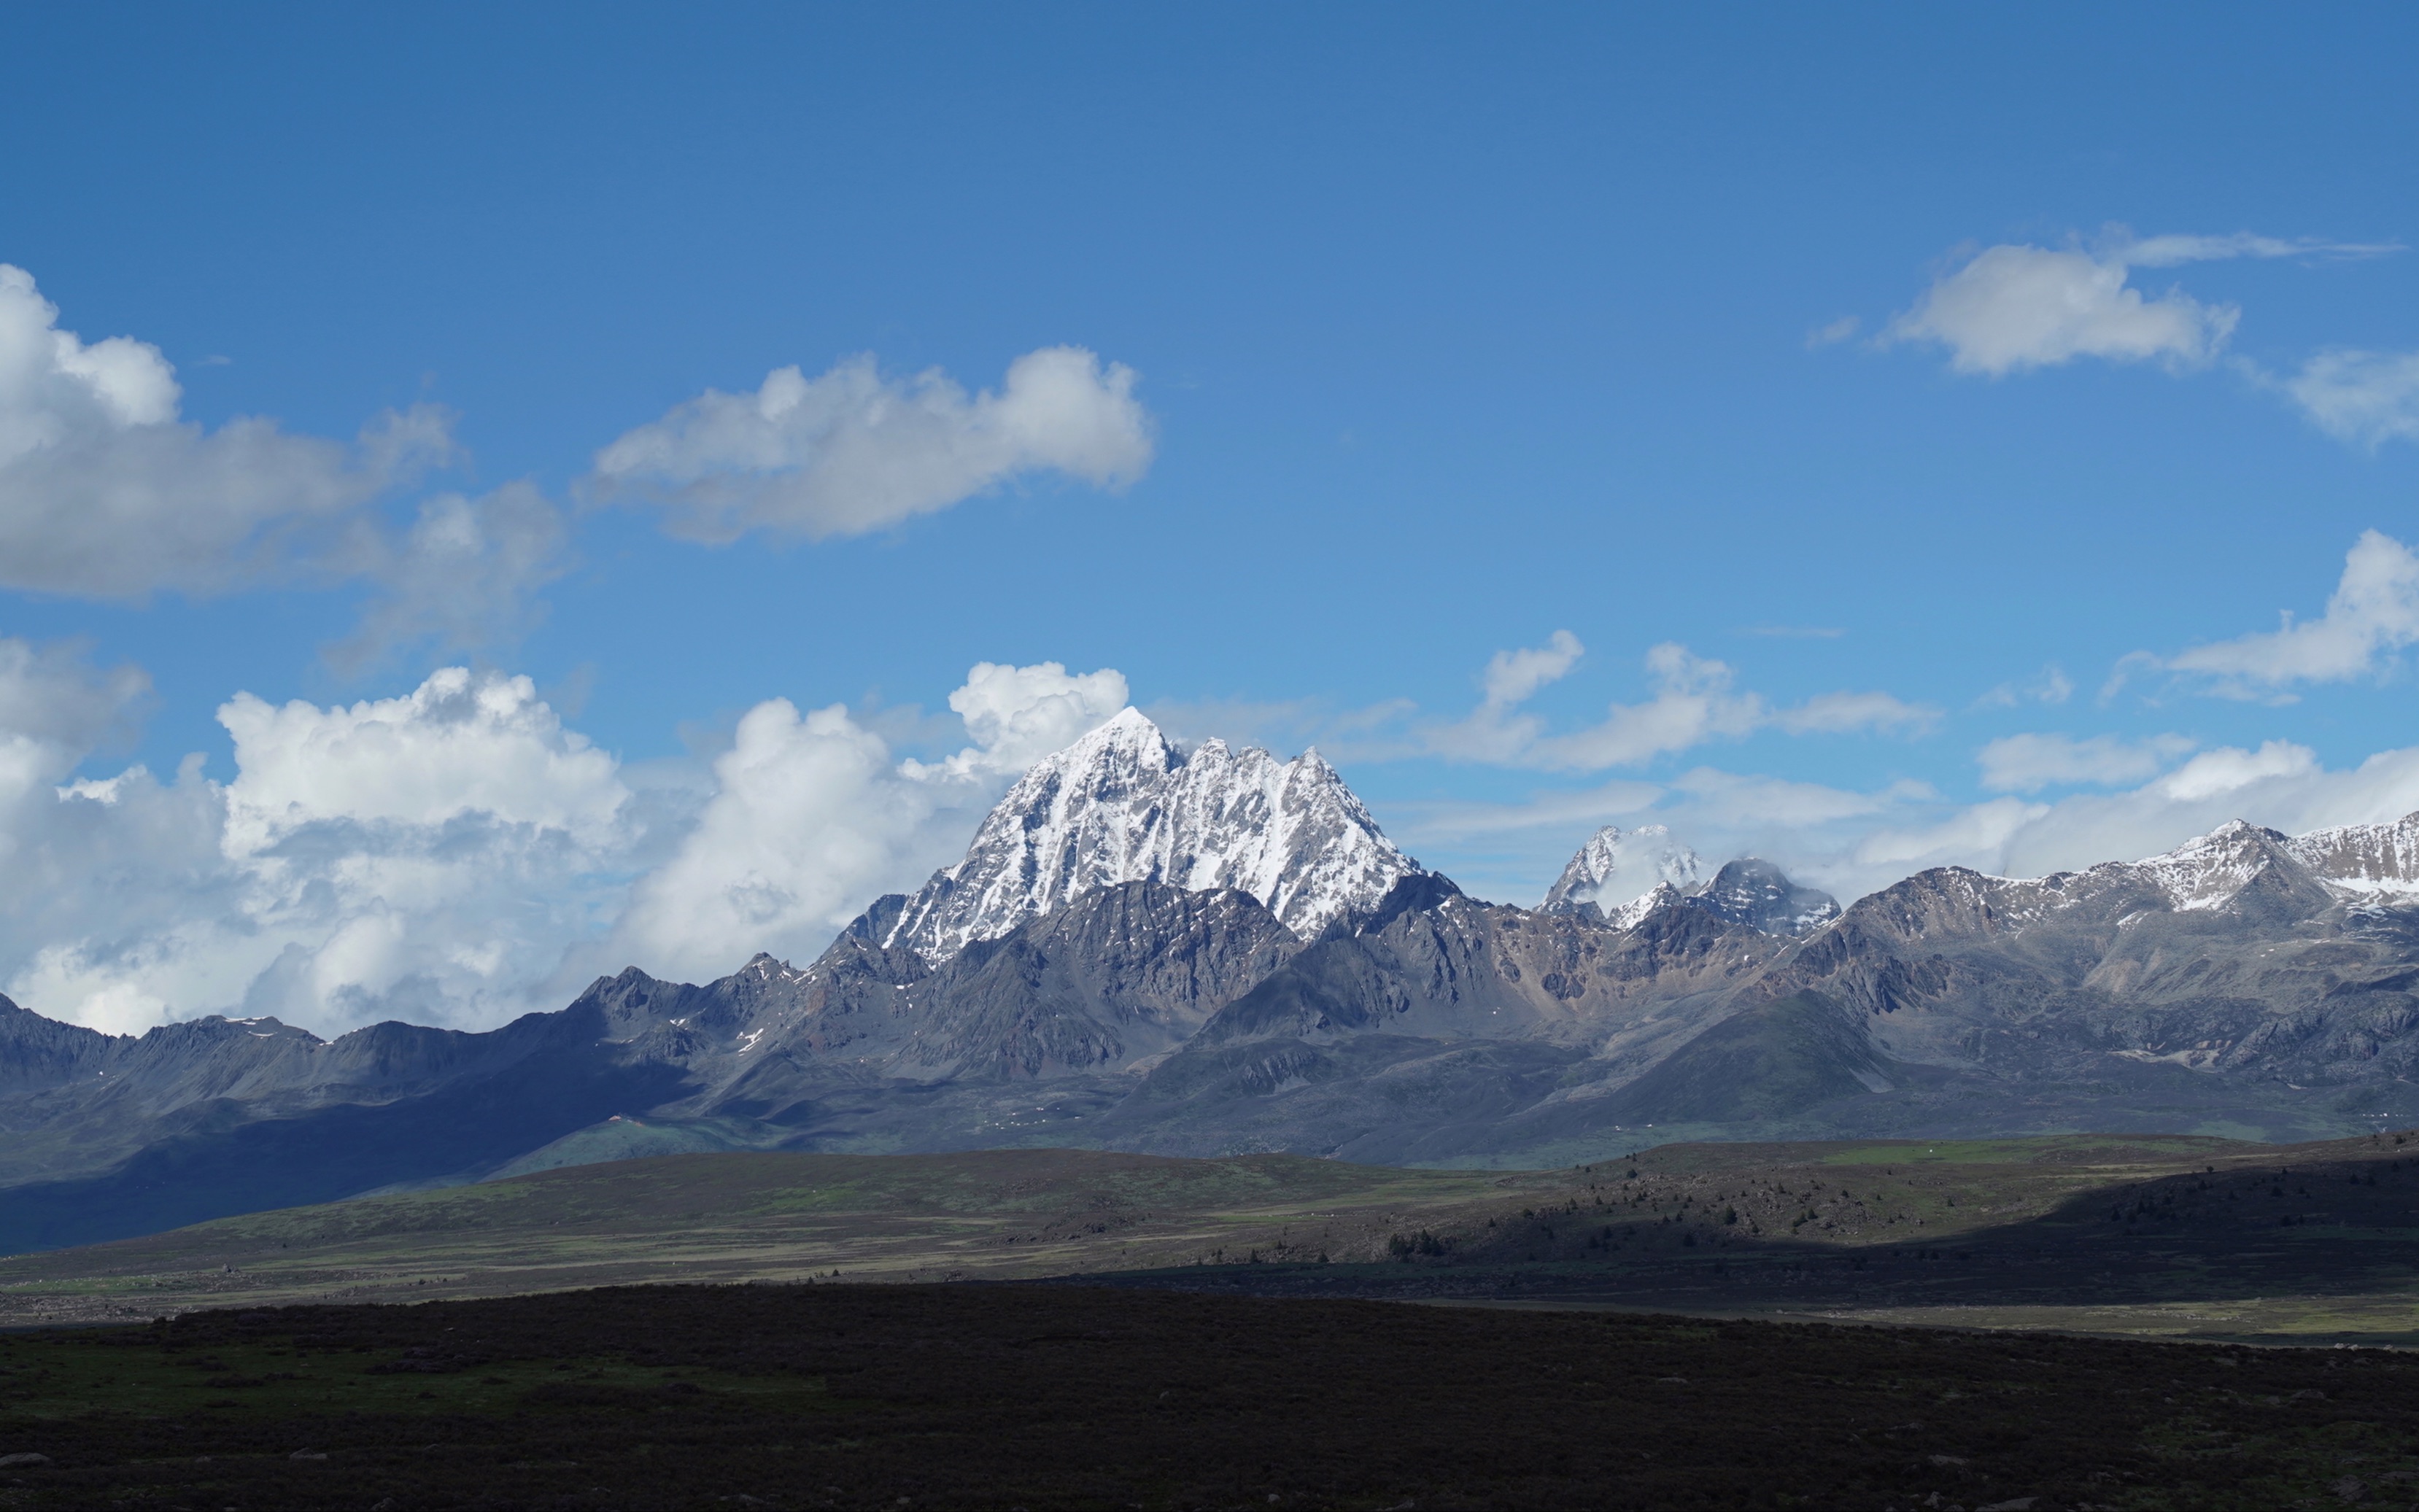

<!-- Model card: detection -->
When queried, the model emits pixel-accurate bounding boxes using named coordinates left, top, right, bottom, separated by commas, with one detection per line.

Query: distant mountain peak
left=1684, top=858, right=1841, bottom=937
left=1542, top=824, right=1704, bottom=914
left=1541, top=826, right=1833, bottom=936
left=2131, top=819, right=2297, bottom=912
left=880, top=708, right=1420, bottom=963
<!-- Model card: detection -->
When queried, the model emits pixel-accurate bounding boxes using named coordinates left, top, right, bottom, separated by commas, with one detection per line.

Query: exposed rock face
left=2286, top=813, right=2419, bottom=903
left=887, top=883, right=1304, bottom=1079
left=880, top=708, right=1418, bottom=963
left=1761, top=820, right=2419, bottom=1096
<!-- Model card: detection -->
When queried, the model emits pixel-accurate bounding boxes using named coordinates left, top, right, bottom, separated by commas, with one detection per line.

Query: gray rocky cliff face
left=883, top=883, right=1302, bottom=1080
left=1757, top=821, right=2419, bottom=1096
left=1191, top=875, right=1786, bottom=1052
left=0, top=996, right=115, bottom=1098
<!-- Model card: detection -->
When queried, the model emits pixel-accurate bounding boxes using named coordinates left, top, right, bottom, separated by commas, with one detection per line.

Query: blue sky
left=4, top=4, right=2419, bottom=1034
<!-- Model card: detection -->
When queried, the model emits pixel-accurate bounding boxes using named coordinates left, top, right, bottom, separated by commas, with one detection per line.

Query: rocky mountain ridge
left=878, top=707, right=1417, bottom=961
left=12, top=712, right=2419, bottom=1252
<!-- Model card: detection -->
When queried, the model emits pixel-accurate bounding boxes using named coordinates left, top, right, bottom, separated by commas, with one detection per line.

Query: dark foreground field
left=3, top=1284, right=2416, bottom=1511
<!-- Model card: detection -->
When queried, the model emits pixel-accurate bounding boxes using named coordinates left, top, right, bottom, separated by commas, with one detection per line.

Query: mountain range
left=8, top=708, right=2419, bottom=1252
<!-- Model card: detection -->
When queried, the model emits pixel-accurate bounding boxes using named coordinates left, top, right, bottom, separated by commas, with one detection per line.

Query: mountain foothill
left=9, top=707, right=2419, bottom=1253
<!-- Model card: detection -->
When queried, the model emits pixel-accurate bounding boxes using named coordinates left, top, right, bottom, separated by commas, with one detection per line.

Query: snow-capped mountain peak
left=1602, top=882, right=1682, bottom=931
left=2128, top=819, right=2298, bottom=912
left=880, top=708, right=1420, bottom=962
left=1541, top=824, right=1704, bottom=913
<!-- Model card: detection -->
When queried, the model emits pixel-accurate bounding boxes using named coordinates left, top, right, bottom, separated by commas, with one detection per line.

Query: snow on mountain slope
left=2129, top=819, right=2304, bottom=912
left=2070, top=814, right=2419, bottom=915
left=880, top=708, right=1420, bottom=963
left=1891, top=812, right=2419, bottom=930
left=2287, top=813, right=2419, bottom=902
left=1541, top=825, right=1703, bottom=913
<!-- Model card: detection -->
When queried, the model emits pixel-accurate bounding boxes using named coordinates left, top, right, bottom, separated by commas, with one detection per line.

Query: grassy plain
left=0, top=1149, right=1554, bottom=1326
left=7, top=1131, right=2419, bottom=1346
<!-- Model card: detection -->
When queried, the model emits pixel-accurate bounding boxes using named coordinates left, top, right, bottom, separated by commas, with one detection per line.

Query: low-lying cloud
left=0, top=654, right=1129, bottom=1037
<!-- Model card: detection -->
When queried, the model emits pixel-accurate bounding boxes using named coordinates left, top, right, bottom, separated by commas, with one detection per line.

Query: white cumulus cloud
left=9, top=667, right=642, bottom=1037
left=0, top=654, right=1129, bottom=1037
left=587, top=346, right=1156, bottom=543
left=1884, top=244, right=2237, bottom=376
left=0, top=264, right=453, bottom=600
left=1881, top=229, right=2393, bottom=380
left=217, top=668, right=629, bottom=857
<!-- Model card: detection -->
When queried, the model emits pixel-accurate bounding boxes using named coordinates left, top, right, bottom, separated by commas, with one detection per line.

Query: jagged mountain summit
left=1543, top=828, right=1837, bottom=938
left=1541, top=824, right=1704, bottom=914
left=1884, top=815, right=2419, bottom=933
left=877, top=707, right=1420, bottom=962
left=1687, top=858, right=1842, bottom=937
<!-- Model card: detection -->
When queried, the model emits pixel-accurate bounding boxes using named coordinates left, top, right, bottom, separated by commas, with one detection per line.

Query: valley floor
left=8, top=1133, right=2419, bottom=1349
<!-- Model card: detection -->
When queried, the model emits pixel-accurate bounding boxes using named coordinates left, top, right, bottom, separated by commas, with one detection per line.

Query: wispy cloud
left=1873, top=227, right=2419, bottom=450
left=2281, top=350, right=2419, bottom=449
left=1976, top=732, right=2197, bottom=793
left=0, top=264, right=454, bottom=602
left=2116, top=232, right=2399, bottom=268
left=1977, top=664, right=2074, bottom=708
left=1428, top=633, right=1934, bottom=772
